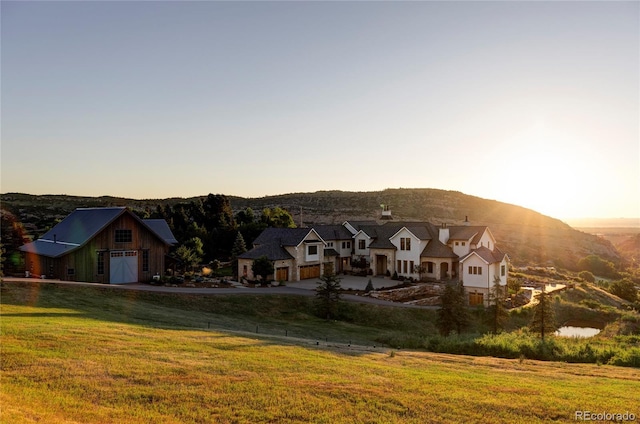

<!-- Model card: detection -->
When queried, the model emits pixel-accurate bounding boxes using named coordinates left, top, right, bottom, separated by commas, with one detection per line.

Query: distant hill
left=0, top=189, right=622, bottom=269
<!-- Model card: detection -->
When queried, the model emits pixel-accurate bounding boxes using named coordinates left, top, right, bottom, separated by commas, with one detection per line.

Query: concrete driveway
left=286, top=275, right=401, bottom=291
left=1, top=276, right=427, bottom=308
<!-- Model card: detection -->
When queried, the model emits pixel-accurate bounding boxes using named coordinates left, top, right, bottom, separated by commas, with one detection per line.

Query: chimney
left=464, top=216, right=470, bottom=226
left=380, top=204, right=392, bottom=220
left=439, top=223, right=449, bottom=244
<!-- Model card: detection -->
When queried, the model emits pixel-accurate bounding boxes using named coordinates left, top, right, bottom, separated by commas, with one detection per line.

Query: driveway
left=1, top=277, right=429, bottom=308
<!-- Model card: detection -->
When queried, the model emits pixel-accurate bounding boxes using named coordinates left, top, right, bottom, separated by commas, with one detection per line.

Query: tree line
left=146, top=194, right=296, bottom=269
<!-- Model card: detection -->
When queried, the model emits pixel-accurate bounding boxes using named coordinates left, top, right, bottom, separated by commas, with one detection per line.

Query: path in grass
left=2, top=282, right=639, bottom=423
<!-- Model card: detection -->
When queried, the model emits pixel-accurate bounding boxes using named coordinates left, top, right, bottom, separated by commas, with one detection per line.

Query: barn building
left=19, top=207, right=177, bottom=284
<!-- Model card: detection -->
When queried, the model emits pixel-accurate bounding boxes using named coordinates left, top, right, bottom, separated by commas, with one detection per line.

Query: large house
left=20, top=207, right=177, bottom=284
left=239, top=217, right=509, bottom=306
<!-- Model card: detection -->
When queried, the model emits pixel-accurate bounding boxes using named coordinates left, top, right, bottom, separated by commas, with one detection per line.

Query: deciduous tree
left=252, top=255, right=274, bottom=284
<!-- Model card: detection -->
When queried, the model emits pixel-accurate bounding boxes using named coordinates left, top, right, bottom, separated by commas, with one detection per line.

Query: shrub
left=578, top=271, right=595, bottom=283
left=365, top=279, right=374, bottom=293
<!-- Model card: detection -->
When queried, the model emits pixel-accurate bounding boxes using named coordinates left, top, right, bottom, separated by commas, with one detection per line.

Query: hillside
left=230, top=188, right=621, bottom=268
left=1, top=189, right=621, bottom=269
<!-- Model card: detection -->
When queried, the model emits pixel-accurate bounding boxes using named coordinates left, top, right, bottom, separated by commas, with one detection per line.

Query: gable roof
left=143, top=219, right=179, bottom=244
left=420, top=240, right=458, bottom=258
left=448, top=226, right=487, bottom=244
left=19, top=207, right=176, bottom=258
left=313, top=224, right=353, bottom=241
left=238, top=242, right=294, bottom=261
left=460, top=246, right=507, bottom=264
left=252, top=227, right=324, bottom=247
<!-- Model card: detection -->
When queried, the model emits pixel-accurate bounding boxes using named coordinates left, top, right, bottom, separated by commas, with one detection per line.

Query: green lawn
left=2, top=282, right=639, bottom=423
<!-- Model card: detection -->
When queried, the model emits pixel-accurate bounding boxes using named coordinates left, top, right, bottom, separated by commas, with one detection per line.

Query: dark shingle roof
left=448, top=226, right=487, bottom=243
left=364, top=224, right=402, bottom=249
left=460, top=246, right=506, bottom=264
left=420, top=240, right=458, bottom=258
left=238, top=243, right=293, bottom=261
left=253, top=228, right=316, bottom=247
left=313, top=225, right=352, bottom=241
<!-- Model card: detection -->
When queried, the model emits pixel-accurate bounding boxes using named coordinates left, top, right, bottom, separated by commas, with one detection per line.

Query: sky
left=1, top=1, right=638, bottom=220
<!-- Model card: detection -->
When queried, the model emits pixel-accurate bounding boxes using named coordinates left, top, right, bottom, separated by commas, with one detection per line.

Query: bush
left=578, top=271, right=595, bottom=283
left=365, top=279, right=374, bottom=293
left=609, top=279, right=638, bottom=303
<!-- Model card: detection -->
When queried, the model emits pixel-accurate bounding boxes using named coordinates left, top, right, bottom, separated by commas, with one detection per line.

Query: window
left=501, top=265, right=506, bottom=277
left=403, top=260, right=408, bottom=274
left=410, top=261, right=414, bottom=273
left=243, top=265, right=248, bottom=277
left=97, top=251, right=105, bottom=275
left=455, top=241, right=459, bottom=246
left=342, top=241, right=351, bottom=249
left=115, top=229, right=132, bottom=243
left=462, top=242, right=466, bottom=246
left=427, top=262, right=434, bottom=273
left=67, top=268, right=75, bottom=276
left=142, top=250, right=149, bottom=272
left=397, top=260, right=401, bottom=273
left=400, top=237, right=411, bottom=251
left=468, top=266, right=483, bottom=275
left=327, top=242, right=333, bottom=247
left=308, top=245, right=318, bottom=255
left=358, top=239, right=366, bottom=250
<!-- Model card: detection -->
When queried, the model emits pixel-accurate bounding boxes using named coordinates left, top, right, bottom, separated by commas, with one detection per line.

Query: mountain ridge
left=1, top=189, right=622, bottom=269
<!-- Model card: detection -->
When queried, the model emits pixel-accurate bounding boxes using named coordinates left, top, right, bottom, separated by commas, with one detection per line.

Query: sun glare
left=498, top=123, right=602, bottom=219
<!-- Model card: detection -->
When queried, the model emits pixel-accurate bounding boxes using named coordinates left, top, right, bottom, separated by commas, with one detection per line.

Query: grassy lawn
left=2, top=282, right=639, bottom=423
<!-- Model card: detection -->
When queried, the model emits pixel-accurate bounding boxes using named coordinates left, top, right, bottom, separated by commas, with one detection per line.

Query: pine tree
left=529, top=290, right=557, bottom=341
left=437, top=283, right=469, bottom=336
left=487, top=275, right=509, bottom=334
left=230, top=232, right=247, bottom=279
left=316, top=270, right=342, bottom=320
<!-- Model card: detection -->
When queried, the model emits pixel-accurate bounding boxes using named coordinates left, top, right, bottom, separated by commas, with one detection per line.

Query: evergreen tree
left=230, top=232, right=247, bottom=278
left=437, top=283, right=469, bottom=336
left=487, top=275, right=509, bottom=334
left=529, top=291, right=557, bottom=341
left=315, top=270, right=342, bottom=320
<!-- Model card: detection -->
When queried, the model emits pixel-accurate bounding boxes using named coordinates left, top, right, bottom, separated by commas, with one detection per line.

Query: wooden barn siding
left=26, top=213, right=169, bottom=283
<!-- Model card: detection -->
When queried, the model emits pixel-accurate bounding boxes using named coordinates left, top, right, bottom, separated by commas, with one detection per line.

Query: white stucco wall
left=390, top=228, right=423, bottom=277
left=354, top=232, right=370, bottom=257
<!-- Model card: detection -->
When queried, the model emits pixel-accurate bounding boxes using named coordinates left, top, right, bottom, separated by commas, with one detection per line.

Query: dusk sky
left=1, top=1, right=638, bottom=220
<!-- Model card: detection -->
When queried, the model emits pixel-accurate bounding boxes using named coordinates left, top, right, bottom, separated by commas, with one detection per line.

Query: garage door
left=299, top=265, right=320, bottom=280
left=110, top=251, right=138, bottom=284
left=276, top=267, right=289, bottom=282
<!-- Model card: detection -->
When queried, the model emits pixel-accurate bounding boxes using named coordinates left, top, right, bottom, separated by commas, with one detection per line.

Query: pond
left=555, top=320, right=603, bottom=338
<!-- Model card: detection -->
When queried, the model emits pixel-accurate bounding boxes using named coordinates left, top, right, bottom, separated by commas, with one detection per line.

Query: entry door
left=110, top=251, right=138, bottom=284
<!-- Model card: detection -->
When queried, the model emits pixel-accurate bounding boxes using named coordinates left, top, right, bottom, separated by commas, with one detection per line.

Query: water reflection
left=555, top=326, right=601, bottom=338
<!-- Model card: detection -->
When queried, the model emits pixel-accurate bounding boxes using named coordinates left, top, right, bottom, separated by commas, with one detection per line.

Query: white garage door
left=110, top=251, right=138, bottom=284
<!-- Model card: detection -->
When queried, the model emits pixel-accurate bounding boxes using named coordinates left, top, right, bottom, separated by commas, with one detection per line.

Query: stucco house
left=19, top=207, right=177, bottom=284
left=240, top=217, right=509, bottom=305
